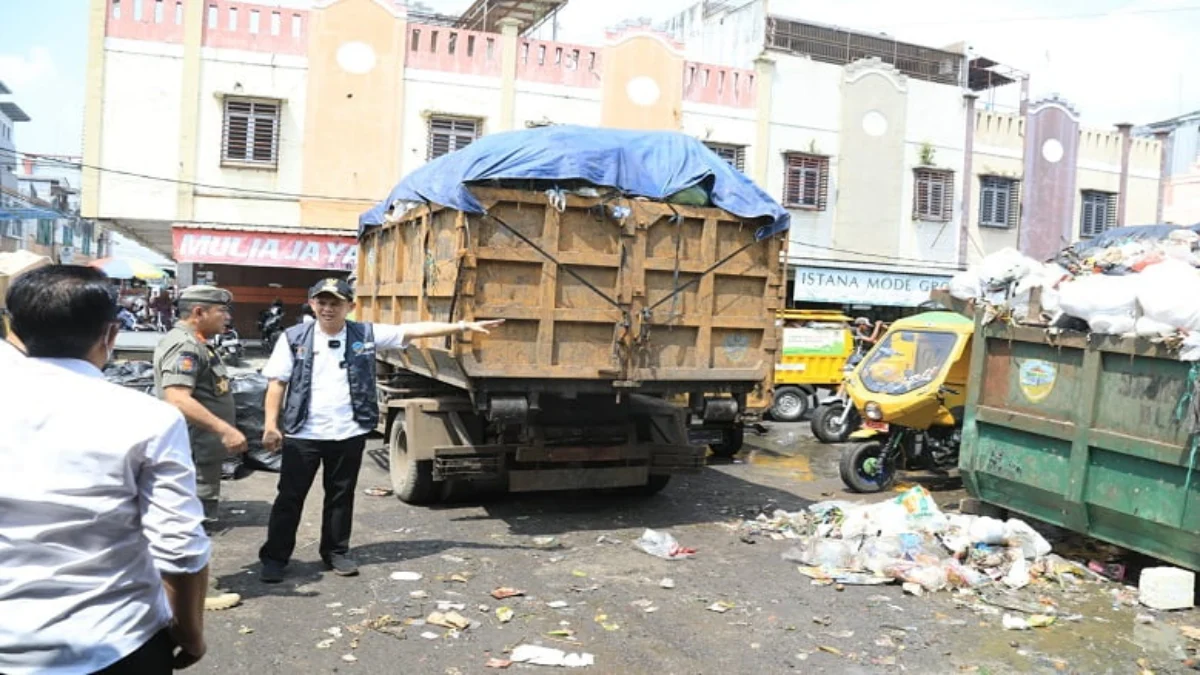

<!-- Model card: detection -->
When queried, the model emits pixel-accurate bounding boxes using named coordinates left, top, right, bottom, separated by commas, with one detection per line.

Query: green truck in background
left=959, top=319, right=1200, bottom=571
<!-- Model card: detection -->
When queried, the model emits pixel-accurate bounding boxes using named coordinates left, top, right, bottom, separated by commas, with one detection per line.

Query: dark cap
left=309, top=277, right=354, bottom=301
left=178, top=284, right=233, bottom=305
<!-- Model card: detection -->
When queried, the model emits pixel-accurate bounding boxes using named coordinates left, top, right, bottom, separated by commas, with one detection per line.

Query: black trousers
left=94, top=629, right=173, bottom=675
left=259, top=435, right=367, bottom=565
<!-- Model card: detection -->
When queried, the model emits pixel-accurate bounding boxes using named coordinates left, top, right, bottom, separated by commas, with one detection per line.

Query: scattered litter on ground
left=437, top=601, right=467, bottom=611
left=571, top=570, right=588, bottom=578
left=570, top=585, right=600, bottom=593
left=1002, top=614, right=1056, bottom=630
left=1180, top=625, right=1200, bottom=641
left=593, top=613, right=620, bottom=631
left=347, top=608, right=366, bottom=616
left=485, top=658, right=513, bottom=669
left=237, top=625, right=253, bottom=635
left=420, top=631, right=440, bottom=640
left=547, top=629, right=576, bottom=639
left=636, top=529, right=696, bottom=560
left=491, top=587, right=525, bottom=600
left=410, top=590, right=430, bottom=599
left=363, top=486, right=392, bottom=497
left=390, top=571, right=422, bottom=581
left=659, top=578, right=676, bottom=589
left=547, top=601, right=569, bottom=609
left=818, top=645, right=844, bottom=656
left=496, top=607, right=514, bottom=623
left=341, top=654, right=357, bottom=663
left=325, top=627, right=343, bottom=638
left=428, top=611, right=471, bottom=630
left=1136, top=614, right=1157, bottom=625
left=533, top=536, right=562, bottom=549
left=510, top=644, right=595, bottom=668
left=316, top=638, right=335, bottom=649
left=442, top=554, right=467, bottom=564
left=707, top=602, right=734, bottom=614
left=325, top=602, right=344, bottom=609
left=364, top=615, right=404, bottom=640
left=596, top=535, right=622, bottom=545
left=448, top=573, right=472, bottom=583
left=902, top=583, right=923, bottom=597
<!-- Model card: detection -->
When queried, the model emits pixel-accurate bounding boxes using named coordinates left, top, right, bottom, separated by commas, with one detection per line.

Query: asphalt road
left=193, top=421, right=1197, bottom=675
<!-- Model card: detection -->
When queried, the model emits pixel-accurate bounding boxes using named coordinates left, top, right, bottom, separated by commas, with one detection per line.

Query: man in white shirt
left=0, top=266, right=211, bottom=674
left=257, top=277, right=500, bottom=581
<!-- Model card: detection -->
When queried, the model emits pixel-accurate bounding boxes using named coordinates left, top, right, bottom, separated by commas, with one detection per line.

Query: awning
left=0, top=206, right=62, bottom=220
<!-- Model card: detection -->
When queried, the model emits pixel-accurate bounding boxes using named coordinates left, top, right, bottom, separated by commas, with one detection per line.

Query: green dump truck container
left=960, top=322, right=1200, bottom=570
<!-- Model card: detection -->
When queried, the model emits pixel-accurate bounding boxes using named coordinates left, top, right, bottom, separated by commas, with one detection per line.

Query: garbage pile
left=103, top=360, right=156, bottom=394
left=949, top=227, right=1200, bottom=357
left=230, top=372, right=281, bottom=473
left=765, top=487, right=1088, bottom=596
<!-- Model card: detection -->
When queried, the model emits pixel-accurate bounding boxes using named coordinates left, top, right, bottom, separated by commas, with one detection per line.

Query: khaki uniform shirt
left=152, top=323, right=236, bottom=465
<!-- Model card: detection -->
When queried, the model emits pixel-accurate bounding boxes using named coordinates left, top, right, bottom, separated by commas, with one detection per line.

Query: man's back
left=0, top=356, right=210, bottom=674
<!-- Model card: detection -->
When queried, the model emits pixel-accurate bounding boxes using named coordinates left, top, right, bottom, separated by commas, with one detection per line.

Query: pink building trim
left=106, top=0, right=186, bottom=44
left=201, top=1, right=307, bottom=56
left=683, top=62, right=755, bottom=108
left=405, top=23, right=502, bottom=77
left=516, top=38, right=602, bottom=89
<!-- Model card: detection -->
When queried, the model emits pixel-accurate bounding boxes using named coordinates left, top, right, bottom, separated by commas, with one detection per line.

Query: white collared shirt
left=0, top=356, right=211, bottom=674
left=262, top=322, right=408, bottom=441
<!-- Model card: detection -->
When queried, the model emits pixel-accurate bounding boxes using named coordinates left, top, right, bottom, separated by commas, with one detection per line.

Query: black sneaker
left=260, top=560, right=286, bottom=584
left=324, top=556, right=359, bottom=577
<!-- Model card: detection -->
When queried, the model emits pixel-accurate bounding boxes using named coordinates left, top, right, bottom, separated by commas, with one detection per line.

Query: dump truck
left=929, top=281, right=1200, bottom=571
left=356, top=126, right=789, bottom=503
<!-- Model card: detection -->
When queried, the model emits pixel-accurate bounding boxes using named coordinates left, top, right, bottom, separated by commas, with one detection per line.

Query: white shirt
left=262, top=322, right=409, bottom=441
left=0, top=357, right=211, bottom=675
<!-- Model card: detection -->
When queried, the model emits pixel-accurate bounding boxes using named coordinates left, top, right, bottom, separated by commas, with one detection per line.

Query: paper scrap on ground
left=510, top=644, right=595, bottom=668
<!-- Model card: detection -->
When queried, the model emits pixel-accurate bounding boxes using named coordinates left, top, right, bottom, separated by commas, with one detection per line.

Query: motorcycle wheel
left=812, top=404, right=856, bottom=444
left=839, top=440, right=897, bottom=493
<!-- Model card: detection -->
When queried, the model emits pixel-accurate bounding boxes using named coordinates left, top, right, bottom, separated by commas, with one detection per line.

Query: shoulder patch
left=175, top=350, right=201, bottom=374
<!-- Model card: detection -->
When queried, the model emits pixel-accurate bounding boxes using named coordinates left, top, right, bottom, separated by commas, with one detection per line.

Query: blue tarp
left=359, top=125, right=790, bottom=240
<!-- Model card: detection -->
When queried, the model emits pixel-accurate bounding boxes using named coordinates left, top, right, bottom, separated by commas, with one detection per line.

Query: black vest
left=282, top=321, right=379, bottom=436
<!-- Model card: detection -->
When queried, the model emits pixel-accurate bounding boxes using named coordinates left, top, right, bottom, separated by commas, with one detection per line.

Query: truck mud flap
left=509, top=466, right=649, bottom=492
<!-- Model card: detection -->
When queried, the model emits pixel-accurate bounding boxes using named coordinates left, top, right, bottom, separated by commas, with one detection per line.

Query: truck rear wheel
left=389, top=413, right=438, bottom=505
left=708, top=426, right=745, bottom=458
left=770, top=386, right=809, bottom=422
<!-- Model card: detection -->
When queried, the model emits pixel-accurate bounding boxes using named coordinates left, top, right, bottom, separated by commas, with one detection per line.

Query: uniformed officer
left=153, top=284, right=246, bottom=611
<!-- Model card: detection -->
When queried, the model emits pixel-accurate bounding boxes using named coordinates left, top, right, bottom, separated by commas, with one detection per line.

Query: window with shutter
left=979, top=176, right=1019, bottom=228
left=427, top=116, right=480, bottom=160
left=221, top=98, right=281, bottom=168
left=913, top=169, right=954, bottom=222
left=1080, top=190, right=1118, bottom=238
left=703, top=142, right=746, bottom=172
left=783, top=153, right=830, bottom=210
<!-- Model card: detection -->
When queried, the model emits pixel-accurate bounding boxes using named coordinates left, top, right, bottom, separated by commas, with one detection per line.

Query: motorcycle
left=212, top=318, right=244, bottom=365
left=838, top=311, right=974, bottom=493
left=258, top=301, right=284, bottom=348
left=809, top=348, right=867, bottom=444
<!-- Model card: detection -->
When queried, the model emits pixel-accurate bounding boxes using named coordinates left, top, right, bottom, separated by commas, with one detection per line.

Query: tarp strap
left=484, top=212, right=624, bottom=312
left=645, top=239, right=757, bottom=314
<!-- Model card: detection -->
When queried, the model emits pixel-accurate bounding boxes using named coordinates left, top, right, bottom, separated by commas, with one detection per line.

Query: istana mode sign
left=792, top=265, right=951, bottom=307
left=172, top=227, right=358, bottom=271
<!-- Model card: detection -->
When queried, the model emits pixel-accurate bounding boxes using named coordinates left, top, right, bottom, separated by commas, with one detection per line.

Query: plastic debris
left=485, top=658, right=513, bottom=669
left=491, top=587, right=525, bottom=600
left=1002, top=614, right=1055, bottom=630
left=427, top=611, right=471, bottom=630
left=390, top=571, right=423, bottom=581
left=707, top=602, right=734, bottom=613
left=496, top=607, right=514, bottom=623
left=1136, top=613, right=1156, bottom=625
left=363, top=486, right=392, bottom=497
left=547, top=601, right=570, bottom=609
left=902, top=582, right=923, bottom=597
left=316, top=638, right=336, bottom=649
left=410, top=590, right=430, bottom=599
left=510, top=644, right=595, bottom=668
left=436, top=602, right=466, bottom=611
left=659, top=578, right=676, bottom=589
left=237, top=625, right=254, bottom=635
left=420, top=631, right=440, bottom=640
left=341, top=654, right=357, bottom=663
left=636, top=529, right=696, bottom=560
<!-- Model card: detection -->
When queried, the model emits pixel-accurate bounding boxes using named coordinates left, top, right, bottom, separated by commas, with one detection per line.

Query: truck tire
left=811, top=403, right=851, bottom=444
left=389, top=413, right=438, bottom=505
left=770, top=386, right=809, bottom=423
left=708, top=426, right=745, bottom=458
left=637, top=474, right=671, bottom=496
left=839, top=440, right=897, bottom=493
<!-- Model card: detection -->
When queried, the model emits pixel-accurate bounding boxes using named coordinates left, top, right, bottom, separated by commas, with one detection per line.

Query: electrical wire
left=0, top=148, right=380, bottom=204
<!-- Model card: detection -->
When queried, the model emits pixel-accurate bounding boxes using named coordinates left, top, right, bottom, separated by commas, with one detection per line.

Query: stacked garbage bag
left=102, top=360, right=156, bottom=394
left=949, top=225, right=1200, bottom=358
left=767, top=486, right=1074, bottom=594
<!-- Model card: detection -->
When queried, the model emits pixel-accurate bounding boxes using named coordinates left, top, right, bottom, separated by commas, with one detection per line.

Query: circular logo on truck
left=723, top=332, right=750, bottom=364
left=1017, top=359, right=1057, bottom=403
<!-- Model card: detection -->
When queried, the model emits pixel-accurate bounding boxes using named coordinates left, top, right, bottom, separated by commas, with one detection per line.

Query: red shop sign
left=173, top=227, right=358, bottom=271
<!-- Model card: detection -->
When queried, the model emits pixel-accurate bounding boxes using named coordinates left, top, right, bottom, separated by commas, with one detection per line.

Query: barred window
left=1080, top=190, right=1117, bottom=238
left=979, top=176, right=1019, bottom=228
left=428, top=116, right=480, bottom=160
left=913, top=168, right=954, bottom=222
left=221, top=98, right=280, bottom=168
left=783, top=153, right=829, bottom=210
left=704, top=142, right=746, bottom=172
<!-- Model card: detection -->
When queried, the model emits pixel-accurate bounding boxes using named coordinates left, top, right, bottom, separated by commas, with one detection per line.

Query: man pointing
left=258, top=278, right=501, bottom=582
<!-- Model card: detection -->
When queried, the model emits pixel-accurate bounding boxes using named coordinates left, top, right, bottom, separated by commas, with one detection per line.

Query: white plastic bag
left=978, top=248, right=1036, bottom=290
left=1057, top=274, right=1139, bottom=331
left=967, top=516, right=1006, bottom=545
left=1134, top=316, right=1176, bottom=337
left=635, top=529, right=695, bottom=560
left=949, top=270, right=982, bottom=300
left=1003, top=519, right=1052, bottom=559
left=1136, top=259, right=1200, bottom=332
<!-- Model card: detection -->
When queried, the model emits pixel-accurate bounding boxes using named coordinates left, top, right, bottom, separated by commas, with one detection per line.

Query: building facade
left=1139, top=110, right=1200, bottom=225
left=84, top=0, right=1165, bottom=322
